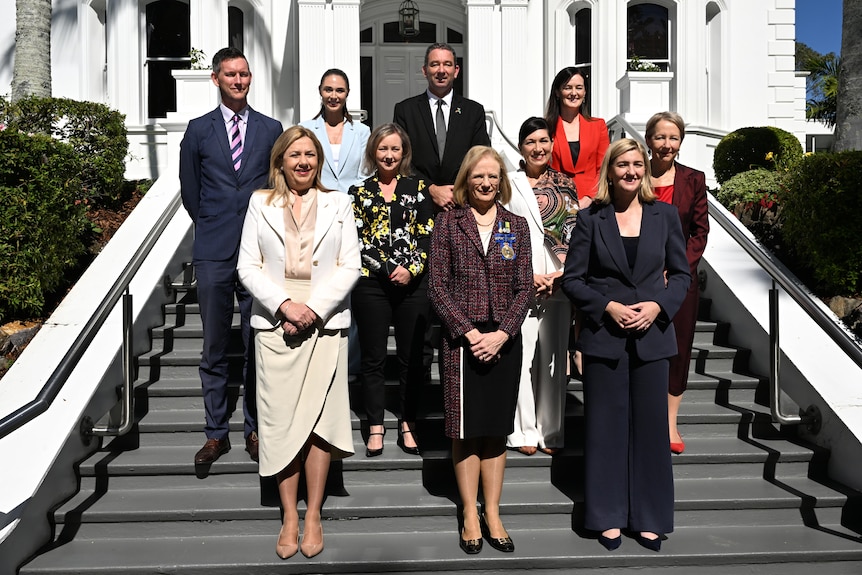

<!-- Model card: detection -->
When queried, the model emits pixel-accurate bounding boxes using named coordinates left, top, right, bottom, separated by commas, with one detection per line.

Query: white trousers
left=507, top=290, right=571, bottom=449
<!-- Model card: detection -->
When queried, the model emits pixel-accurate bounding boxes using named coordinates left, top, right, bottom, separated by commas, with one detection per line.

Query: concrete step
left=21, top=517, right=862, bottom=574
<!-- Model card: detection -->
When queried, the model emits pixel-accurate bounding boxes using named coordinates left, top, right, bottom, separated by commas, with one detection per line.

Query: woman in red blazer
left=646, top=112, right=710, bottom=455
left=429, top=146, right=533, bottom=555
left=545, top=66, right=610, bottom=209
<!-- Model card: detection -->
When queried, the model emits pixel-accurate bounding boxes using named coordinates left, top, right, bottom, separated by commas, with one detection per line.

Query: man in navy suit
left=180, top=47, right=283, bottom=465
left=393, top=43, right=491, bottom=211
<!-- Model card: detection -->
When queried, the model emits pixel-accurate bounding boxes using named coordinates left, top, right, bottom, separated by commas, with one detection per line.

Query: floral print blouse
left=529, top=167, right=580, bottom=258
left=350, top=174, right=435, bottom=279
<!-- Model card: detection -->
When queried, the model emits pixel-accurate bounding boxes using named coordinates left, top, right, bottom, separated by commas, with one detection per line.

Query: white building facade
left=0, top=0, right=806, bottom=184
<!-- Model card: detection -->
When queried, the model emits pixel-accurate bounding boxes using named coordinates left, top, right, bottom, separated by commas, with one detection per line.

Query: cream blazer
left=505, top=171, right=563, bottom=276
left=237, top=189, right=361, bottom=330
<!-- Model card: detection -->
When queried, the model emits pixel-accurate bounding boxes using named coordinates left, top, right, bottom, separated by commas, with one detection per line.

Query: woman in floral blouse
left=349, top=123, right=435, bottom=457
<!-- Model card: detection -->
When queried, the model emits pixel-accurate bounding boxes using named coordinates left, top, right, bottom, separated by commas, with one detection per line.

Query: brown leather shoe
left=245, top=431, right=260, bottom=462
left=194, top=437, right=230, bottom=464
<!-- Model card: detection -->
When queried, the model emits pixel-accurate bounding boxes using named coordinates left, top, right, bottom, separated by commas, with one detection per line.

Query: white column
left=500, top=0, right=530, bottom=141
left=465, top=0, right=497, bottom=107
left=106, top=0, right=142, bottom=124
left=190, top=0, right=228, bottom=67
left=675, top=0, right=705, bottom=125
left=298, top=0, right=329, bottom=119
left=332, top=0, right=362, bottom=118
left=594, top=0, right=621, bottom=120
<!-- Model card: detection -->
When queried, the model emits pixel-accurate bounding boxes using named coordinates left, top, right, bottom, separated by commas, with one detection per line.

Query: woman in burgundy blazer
left=545, top=66, right=610, bottom=208
left=429, top=146, right=532, bottom=555
left=646, top=112, right=709, bottom=455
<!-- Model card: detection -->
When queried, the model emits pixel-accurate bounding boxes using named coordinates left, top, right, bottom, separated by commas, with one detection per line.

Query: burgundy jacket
left=671, top=162, right=709, bottom=277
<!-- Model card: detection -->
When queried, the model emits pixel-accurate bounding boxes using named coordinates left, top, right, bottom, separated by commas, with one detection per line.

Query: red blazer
left=671, top=162, right=709, bottom=276
left=429, top=205, right=533, bottom=340
left=549, top=115, right=609, bottom=201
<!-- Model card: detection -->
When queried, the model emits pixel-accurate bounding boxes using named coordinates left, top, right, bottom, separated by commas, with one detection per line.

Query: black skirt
left=460, top=321, right=522, bottom=438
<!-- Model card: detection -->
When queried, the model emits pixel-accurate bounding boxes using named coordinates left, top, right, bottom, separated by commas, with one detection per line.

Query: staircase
left=18, top=292, right=862, bottom=573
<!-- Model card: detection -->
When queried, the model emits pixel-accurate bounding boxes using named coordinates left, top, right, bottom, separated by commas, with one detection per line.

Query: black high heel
left=396, top=422, right=420, bottom=455
left=597, top=532, right=622, bottom=551
left=480, top=514, right=514, bottom=552
left=635, top=532, right=662, bottom=552
left=365, top=429, right=385, bottom=457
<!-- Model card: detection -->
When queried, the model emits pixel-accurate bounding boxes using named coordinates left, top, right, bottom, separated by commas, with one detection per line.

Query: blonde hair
left=265, top=126, right=327, bottom=205
left=453, top=146, right=512, bottom=207
left=362, top=123, right=413, bottom=177
left=594, top=138, right=655, bottom=205
left=645, top=111, right=686, bottom=142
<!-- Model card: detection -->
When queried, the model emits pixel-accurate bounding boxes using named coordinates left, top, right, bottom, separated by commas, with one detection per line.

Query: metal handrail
left=485, top=110, right=519, bottom=153
left=708, top=194, right=860, bottom=428
left=606, top=115, right=647, bottom=147
left=0, top=191, right=185, bottom=440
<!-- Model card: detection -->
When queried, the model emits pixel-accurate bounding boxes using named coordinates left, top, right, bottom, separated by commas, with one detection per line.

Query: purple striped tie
left=230, top=115, right=242, bottom=171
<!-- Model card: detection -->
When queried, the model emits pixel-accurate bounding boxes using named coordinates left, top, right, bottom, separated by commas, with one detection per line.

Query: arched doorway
left=359, top=0, right=466, bottom=127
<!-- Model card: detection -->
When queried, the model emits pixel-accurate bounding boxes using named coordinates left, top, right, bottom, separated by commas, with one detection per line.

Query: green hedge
left=782, top=151, right=862, bottom=295
left=0, top=129, right=88, bottom=322
left=0, top=96, right=128, bottom=202
left=713, top=126, right=803, bottom=185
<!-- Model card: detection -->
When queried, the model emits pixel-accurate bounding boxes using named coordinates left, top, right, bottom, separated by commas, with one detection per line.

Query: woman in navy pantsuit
left=561, top=139, right=690, bottom=552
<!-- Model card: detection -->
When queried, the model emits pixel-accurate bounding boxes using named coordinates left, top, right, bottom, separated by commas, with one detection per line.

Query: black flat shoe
left=459, top=528, right=483, bottom=554
left=480, top=514, right=514, bottom=552
left=635, top=532, right=662, bottom=552
left=598, top=533, right=622, bottom=551
left=365, top=430, right=384, bottom=457
left=397, top=423, right=420, bottom=455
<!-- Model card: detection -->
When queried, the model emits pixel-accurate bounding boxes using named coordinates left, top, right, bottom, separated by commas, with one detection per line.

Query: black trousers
left=352, top=275, right=430, bottom=426
left=582, top=343, right=674, bottom=535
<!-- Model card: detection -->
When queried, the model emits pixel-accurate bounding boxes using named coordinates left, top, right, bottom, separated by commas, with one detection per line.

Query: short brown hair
left=362, top=123, right=413, bottom=177
left=645, top=111, right=686, bottom=142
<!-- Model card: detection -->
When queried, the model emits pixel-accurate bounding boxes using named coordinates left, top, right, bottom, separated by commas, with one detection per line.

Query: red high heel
left=670, top=438, right=685, bottom=454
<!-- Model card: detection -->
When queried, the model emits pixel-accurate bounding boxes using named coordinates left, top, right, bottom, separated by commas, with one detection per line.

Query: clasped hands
left=605, top=300, right=661, bottom=333
left=465, top=328, right=509, bottom=364
left=388, top=264, right=412, bottom=287
left=534, top=272, right=562, bottom=299
left=278, top=300, right=318, bottom=336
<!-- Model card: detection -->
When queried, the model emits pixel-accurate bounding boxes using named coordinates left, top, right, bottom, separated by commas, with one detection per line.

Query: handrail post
left=768, top=281, right=813, bottom=426
left=89, top=291, right=135, bottom=437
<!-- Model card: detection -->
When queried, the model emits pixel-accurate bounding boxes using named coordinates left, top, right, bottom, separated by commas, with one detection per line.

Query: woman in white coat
left=505, top=117, right=579, bottom=455
left=237, top=125, right=361, bottom=560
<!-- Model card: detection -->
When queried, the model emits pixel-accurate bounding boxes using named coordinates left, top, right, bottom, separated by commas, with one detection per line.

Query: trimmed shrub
left=716, top=168, right=785, bottom=249
left=0, top=129, right=88, bottom=322
left=781, top=151, right=862, bottom=295
left=713, top=126, right=804, bottom=185
left=0, top=96, right=128, bottom=202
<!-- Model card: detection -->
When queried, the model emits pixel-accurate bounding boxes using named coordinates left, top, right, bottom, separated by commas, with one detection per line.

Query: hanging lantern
left=399, top=0, right=420, bottom=38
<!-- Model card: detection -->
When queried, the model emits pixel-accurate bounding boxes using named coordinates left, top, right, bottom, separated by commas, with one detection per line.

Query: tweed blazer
left=393, top=92, right=491, bottom=186
left=670, top=162, right=709, bottom=276
left=429, top=205, right=533, bottom=340
left=561, top=200, right=691, bottom=361
left=179, top=106, right=283, bottom=262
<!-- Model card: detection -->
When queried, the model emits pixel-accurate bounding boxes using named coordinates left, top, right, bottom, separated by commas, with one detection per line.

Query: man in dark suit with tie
left=180, top=47, right=283, bottom=465
left=393, top=43, right=491, bottom=211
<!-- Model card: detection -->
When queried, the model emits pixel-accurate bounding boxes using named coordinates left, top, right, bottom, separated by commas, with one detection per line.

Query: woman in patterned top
left=505, top=117, right=579, bottom=457
left=349, top=123, right=435, bottom=457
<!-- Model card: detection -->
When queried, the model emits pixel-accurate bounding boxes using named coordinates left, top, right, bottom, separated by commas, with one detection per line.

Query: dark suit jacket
left=671, top=162, right=709, bottom=276
left=549, top=115, right=609, bottom=200
left=393, top=92, right=491, bottom=187
left=180, top=107, right=283, bottom=262
left=429, top=205, right=533, bottom=340
left=561, top=201, right=691, bottom=361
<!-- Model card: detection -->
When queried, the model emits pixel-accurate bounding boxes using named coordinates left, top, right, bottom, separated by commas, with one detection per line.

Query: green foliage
left=802, top=50, right=840, bottom=128
left=715, top=169, right=784, bottom=211
left=0, top=96, right=128, bottom=202
left=0, top=129, right=88, bottom=322
left=782, top=151, right=862, bottom=295
left=713, top=126, right=804, bottom=184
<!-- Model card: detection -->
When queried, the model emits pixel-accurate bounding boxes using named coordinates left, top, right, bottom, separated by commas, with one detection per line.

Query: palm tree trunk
left=11, top=0, right=52, bottom=101
left=835, top=0, right=862, bottom=151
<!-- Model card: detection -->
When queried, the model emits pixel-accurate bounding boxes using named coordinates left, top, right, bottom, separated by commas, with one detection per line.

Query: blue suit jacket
left=299, top=116, right=370, bottom=194
left=180, top=107, right=283, bottom=262
left=561, top=200, right=691, bottom=361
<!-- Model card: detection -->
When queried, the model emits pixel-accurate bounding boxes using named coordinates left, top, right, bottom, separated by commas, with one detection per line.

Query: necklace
left=472, top=207, right=496, bottom=227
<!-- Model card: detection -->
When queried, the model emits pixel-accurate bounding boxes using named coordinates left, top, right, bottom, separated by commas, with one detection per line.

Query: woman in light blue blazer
left=300, top=69, right=371, bottom=194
